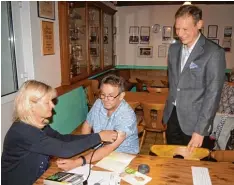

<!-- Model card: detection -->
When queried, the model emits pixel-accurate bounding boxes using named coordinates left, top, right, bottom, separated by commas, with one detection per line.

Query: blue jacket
left=1, top=121, right=101, bottom=185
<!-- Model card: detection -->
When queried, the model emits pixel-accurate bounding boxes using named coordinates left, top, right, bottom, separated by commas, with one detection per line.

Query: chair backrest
left=161, top=80, right=169, bottom=87
left=210, top=150, right=234, bottom=162
left=91, top=79, right=100, bottom=98
left=147, top=87, right=169, bottom=93
left=141, top=102, right=166, bottom=131
left=128, top=102, right=141, bottom=110
left=150, top=145, right=210, bottom=160
left=136, top=78, right=154, bottom=92
left=83, top=80, right=96, bottom=110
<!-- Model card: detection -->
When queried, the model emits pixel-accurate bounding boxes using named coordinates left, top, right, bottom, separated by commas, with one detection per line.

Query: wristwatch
left=80, top=155, right=86, bottom=166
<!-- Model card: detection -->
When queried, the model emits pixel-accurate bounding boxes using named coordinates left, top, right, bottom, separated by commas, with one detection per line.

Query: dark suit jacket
left=1, top=121, right=101, bottom=185
left=163, top=34, right=226, bottom=136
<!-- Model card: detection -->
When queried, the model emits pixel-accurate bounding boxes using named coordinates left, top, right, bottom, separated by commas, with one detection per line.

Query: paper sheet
left=95, top=151, right=136, bottom=173
left=68, top=165, right=121, bottom=185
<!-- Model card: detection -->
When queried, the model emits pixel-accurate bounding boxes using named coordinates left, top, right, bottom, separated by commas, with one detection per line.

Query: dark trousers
left=166, top=107, right=214, bottom=150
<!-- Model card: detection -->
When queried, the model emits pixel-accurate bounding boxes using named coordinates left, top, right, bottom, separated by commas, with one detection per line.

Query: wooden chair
left=210, top=150, right=234, bottom=162
left=161, top=80, right=169, bottom=87
left=150, top=145, right=210, bottom=160
left=91, top=79, right=100, bottom=99
left=147, top=87, right=169, bottom=93
left=128, top=101, right=145, bottom=151
left=136, top=78, right=154, bottom=92
left=83, top=80, right=97, bottom=110
left=140, top=102, right=167, bottom=150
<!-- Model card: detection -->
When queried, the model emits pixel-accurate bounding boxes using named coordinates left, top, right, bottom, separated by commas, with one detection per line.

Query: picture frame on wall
left=129, top=26, right=139, bottom=44
left=137, top=46, right=153, bottom=58
left=158, top=45, right=167, bottom=58
left=208, top=25, right=218, bottom=38
left=140, top=26, right=150, bottom=44
left=41, top=20, right=55, bottom=55
left=162, top=26, right=172, bottom=41
left=211, top=39, right=219, bottom=45
left=37, top=1, right=55, bottom=20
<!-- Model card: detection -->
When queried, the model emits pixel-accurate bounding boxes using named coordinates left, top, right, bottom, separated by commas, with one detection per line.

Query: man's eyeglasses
left=99, top=93, right=121, bottom=101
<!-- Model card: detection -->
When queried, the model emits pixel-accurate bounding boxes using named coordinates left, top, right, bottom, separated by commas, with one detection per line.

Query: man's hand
left=56, top=158, right=81, bottom=171
left=187, top=132, right=204, bottom=153
left=99, top=130, right=118, bottom=143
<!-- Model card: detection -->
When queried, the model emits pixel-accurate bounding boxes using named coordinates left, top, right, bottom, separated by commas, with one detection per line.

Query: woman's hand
left=99, top=130, right=118, bottom=143
left=56, top=158, right=81, bottom=171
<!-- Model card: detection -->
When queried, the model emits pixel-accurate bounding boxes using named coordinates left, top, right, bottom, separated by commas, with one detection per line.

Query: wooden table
left=34, top=155, right=234, bottom=185
left=125, top=91, right=168, bottom=105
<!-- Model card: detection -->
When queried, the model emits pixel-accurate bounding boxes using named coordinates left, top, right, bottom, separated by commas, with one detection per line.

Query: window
left=1, top=1, right=18, bottom=96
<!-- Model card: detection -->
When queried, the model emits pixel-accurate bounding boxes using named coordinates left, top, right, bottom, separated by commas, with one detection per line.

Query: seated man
left=57, top=74, right=139, bottom=171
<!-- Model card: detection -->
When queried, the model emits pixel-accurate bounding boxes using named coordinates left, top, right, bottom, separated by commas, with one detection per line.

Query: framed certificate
left=41, top=21, right=54, bottom=55
left=158, top=45, right=167, bottom=58
left=208, top=25, right=218, bottom=38
left=38, top=1, right=55, bottom=20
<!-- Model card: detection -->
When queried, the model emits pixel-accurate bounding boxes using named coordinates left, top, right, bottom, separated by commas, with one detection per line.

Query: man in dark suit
left=163, top=5, right=226, bottom=152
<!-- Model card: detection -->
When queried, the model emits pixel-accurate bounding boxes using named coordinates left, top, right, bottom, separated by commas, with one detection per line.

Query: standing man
left=57, top=74, right=139, bottom=171
left=163, top=5, right=226, bottom=152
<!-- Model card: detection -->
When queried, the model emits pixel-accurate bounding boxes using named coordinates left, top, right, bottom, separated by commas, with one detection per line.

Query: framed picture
left=211, top=39, right=219, bottom=45
left=208, top=25, right=218, bottom=38
left=37, top=1, right=55, bottom=20
left=137, top=46, right=153, bottom=58
left=162, top=26, right=172, bottom=41
left=158, top=45, right=167, bottom=58
left=41, top=21, right=54, bottom=55
left=129, top=26, right=139, bottom=44
left=140, top=26, right=150, bottom=44
left=90, top=47, right=98, bottom=56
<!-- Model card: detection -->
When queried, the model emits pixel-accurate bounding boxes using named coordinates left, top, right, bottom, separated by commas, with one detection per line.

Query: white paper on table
left=68, top=164, right=93, bottom=178
left=121, top=171, right=152, bottom=185
left=68, top=165, right=121, bottom=185
left=95, top=151, right=136, bottom=173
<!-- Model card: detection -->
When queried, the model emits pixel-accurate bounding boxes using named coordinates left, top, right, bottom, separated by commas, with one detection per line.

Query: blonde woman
left=1, top=80, right=117, bottom=185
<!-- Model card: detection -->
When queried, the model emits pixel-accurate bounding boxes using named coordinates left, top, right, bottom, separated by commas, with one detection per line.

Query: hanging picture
left=41, top=21, right=54, bottom=55
left=208, top=25, right=218, bottom=38
left=223, top=26, right=232, bottom=52
left=162, top=26, right=172, bottom=41
left=211, top=39, right=219, bottom=45
left=129, top=26, right=139, bottom=44
left=37, top=1, right=55, bottom=20
left=158, top=45, right=167, bottom=58
left=140, top=26, right=150, bottom=44
left=137, top=46, right=153, bottom=58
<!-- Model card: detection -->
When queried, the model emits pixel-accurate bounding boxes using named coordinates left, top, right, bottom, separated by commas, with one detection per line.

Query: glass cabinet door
left=103, top=13, right=114, bottom=68
left=88, top=6, right=101, bottom=73
left=68, top=2, right=87, bottom=79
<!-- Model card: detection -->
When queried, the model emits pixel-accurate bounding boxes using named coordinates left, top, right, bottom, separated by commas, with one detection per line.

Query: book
left=44, top=171, right=85, bottom=185
left=95, top=151, right=136, bottom=173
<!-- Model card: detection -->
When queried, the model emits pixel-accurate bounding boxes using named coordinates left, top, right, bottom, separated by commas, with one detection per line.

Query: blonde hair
left=13, top=80, right=57, bottom=126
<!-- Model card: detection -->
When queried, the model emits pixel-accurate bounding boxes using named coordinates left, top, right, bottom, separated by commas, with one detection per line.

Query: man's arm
left=56, top=131, right=126, bottom=171
left=81, top=121, right=92, bottom=134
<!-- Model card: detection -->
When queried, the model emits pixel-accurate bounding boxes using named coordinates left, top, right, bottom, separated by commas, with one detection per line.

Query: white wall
left=1, top=1, right=61, bottom=149
left=116, top=4, right=234, bottom=69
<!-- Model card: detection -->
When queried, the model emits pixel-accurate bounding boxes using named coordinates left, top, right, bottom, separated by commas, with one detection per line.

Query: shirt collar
left=184, top=33, right=201, bottom=54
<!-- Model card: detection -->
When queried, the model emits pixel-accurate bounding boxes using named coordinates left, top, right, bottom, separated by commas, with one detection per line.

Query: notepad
left=95, top=151, right=136, bottom=173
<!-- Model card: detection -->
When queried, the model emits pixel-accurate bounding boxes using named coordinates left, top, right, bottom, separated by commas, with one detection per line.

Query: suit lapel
left=180, top=34, right=205, bottom=75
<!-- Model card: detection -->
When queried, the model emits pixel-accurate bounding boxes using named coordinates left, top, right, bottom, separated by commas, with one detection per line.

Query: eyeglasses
left=99, top=92, right=121, bottom=101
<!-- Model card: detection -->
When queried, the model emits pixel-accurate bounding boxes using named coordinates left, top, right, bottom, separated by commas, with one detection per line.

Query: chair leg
left=163, top=131, right=167, bottom=144
left=139, top=130, right=146, bottom=151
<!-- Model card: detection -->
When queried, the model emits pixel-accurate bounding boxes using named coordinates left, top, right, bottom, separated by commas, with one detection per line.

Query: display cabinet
left=58, top=2, right=116, bottom=85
